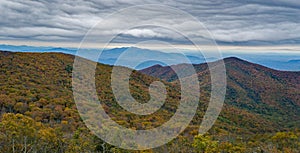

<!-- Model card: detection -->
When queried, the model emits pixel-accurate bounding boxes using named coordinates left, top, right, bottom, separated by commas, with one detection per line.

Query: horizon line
left=1, top=40, right=300, bottom=54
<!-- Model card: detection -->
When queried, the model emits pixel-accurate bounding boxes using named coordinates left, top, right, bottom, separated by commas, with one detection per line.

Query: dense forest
left=0, top=51, right=299, bottom=152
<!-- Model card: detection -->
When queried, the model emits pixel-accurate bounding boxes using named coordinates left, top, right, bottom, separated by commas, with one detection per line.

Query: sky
left=1, top=0, right=300, bottom=52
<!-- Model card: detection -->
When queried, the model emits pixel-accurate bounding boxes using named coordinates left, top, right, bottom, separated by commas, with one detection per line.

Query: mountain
left=140, top=57, right=300, bottom=128
left=1, top=44, right=300, bottom=71
left=288, top=59, right=300, bottom=63
left=246, top=58, right=300, bottom=71
left=0, top=44, right=77, bottom=53
left=98, top=47, right=206, bottom=69
left=1, top=50, right=299, bottom=132
left=286, top=59, right=300, bottom=70
left=0, top=45, right=206, bottom=70
left=221, top=53, right=300, bottom=71
left=0, top=51, right=299, bottom=152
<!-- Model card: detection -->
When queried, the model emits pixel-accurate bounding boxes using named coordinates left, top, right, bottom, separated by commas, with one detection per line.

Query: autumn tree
left=192, top=134, right=218, bottom=153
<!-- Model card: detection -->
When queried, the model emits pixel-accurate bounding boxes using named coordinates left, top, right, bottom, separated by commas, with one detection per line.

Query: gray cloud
left=0, top=0, right=300, bottom=46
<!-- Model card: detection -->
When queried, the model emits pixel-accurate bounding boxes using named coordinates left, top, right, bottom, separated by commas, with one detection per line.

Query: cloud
left=0, top=0, right=300, bottom=46
left=123, top=29, right=165, bottom=38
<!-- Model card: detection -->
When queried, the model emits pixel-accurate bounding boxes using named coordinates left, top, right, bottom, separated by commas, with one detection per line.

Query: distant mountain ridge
left=0, top=45, right=205, bottom=70
left=1, top=44, right=300, bottom=71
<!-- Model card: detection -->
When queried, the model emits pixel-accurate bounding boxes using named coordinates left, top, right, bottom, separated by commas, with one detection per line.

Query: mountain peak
left=151, top=64, right=164, bottom=68
left=223, top=57, right=247, bottom=63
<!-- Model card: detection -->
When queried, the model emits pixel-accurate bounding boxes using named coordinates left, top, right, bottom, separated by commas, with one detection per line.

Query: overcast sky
left=1, top=0, right=300, bottom=50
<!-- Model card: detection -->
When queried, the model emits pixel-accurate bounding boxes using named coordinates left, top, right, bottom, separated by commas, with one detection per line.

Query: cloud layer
left=1, top=0, right=300, bottom=46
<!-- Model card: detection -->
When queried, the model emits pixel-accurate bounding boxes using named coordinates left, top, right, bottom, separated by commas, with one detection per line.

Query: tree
left=0, top=94, right=15, bottom=112
left=13, top=102, right=28, bottom=114
left=271, top=132, right=299, bottom=151
left=219, top=141, right=246, bottom=153
left=192, top=134, right=218, bottom=153
left=0, top=113, right=37, bottom=152
left=0, top=113, right=64, bottom=153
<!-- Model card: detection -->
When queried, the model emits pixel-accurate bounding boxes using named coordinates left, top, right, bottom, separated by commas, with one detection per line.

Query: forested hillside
left=0, top=51, right=299, bottom=152
left=141, top=57, right=300, bottom=129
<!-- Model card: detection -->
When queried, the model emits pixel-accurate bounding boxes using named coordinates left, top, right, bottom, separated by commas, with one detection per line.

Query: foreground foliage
left=0, top=113, right=299, bottom=153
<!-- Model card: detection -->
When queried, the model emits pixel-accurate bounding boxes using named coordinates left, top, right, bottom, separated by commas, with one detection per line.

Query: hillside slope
left=0, top=51, right=300, bottom=152
left=140, top=57, right=300, bottom=128
left=1, top=51, right=299, bottom=133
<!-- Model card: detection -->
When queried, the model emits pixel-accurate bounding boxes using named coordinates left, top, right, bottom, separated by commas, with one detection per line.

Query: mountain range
left=0, top=50, right=299, bottom=133
left=0, top=45, right=206, bottom=69
left=0, top=44, right=300, bottom=71
left=0, top=50, right=299, bottom=152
